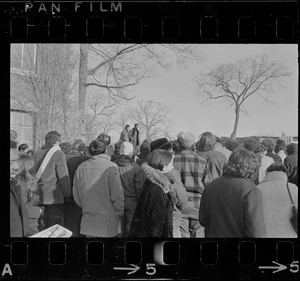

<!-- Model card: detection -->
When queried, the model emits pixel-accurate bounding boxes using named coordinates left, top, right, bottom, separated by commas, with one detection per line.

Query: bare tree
left=11, top=44, right=78, bottom=146
left=195, top=54, right=291, bottom=139
left=125, top=100, right=174, bottom=140
left=78, top=44, right=202, bottom=139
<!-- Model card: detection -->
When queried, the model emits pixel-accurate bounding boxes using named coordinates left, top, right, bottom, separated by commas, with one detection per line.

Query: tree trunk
left=230, top=106, right=240, bottom=140
left=78, top=44, right=90, bottom=140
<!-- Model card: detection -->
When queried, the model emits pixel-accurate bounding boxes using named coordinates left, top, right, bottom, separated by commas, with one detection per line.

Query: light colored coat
left=73, top=154, right=124, bottom=237
left=257, top=171, right=298, bottom=238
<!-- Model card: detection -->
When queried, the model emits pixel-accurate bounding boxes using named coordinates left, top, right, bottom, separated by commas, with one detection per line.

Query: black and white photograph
left=10, top=43, right=298, bottom=239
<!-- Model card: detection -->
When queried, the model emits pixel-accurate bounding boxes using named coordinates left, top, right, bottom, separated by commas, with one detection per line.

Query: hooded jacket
left=128, top=163, right=173, bottom=237
left=114, top=155, right=143, bottom=199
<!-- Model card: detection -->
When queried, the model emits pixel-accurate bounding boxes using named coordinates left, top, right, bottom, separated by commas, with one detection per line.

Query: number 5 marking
left=146, top=263, right=156, bottom=275
left=290, top=261, right=299, bottom=273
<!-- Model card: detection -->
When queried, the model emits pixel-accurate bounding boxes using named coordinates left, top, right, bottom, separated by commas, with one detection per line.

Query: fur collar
left=141, top=163, right=171, bottom=193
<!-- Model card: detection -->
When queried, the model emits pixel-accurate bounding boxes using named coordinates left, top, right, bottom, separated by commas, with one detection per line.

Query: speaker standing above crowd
left=10, top=127, right=298, bottom=238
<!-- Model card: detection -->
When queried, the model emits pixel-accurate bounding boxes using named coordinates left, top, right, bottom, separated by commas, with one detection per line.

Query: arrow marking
left=259, top=261, right=287, bottom=274
left=114, top=264, right=140, bottom=275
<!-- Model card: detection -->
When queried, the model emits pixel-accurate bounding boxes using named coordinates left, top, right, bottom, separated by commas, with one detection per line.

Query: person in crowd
left=18, top=143, right=29, bottom=154
left=171, top=139, right=182, bottom=155
left=59, top=141, right=72, bottom=154
left=243, top=137, right=274, bottom=184
left=173, top=131, right=211, bottom=238
left=224, top=139, right=241, bottom=153
left=129, top=123, right=140, bottom=150
left=119, top=125, right=130, bottom=142
left=261, top=138, right=282, bottom=164
left=73, top=140, right=124, bottom=237
left=64, top=139, right=90, bottom=237
left=128, top=149, right=175, bottom=237
left=136, top=138, right=152, bottom=166
left=196, top=132, right=227, bottom=180
left=10, top=139, right=29, bottom=237
left=214, top=136, right=231, bottom=161
left=114, top=141, right=143, bottom=237
left=275, top=139, right=287, bottom=163
left=16, top=154, right=41, bottom=236
left=149, top=137, right=188, bottom=238
left=96, top=133, right=114, bottom=157
left=284, top=143, right=298, bottom=186
left=257, top=164, right=297, bottom=238
left=34, top=131, right=71, bottom=231
left=199, top=148, right=266, bottom=238
left=111, top=141, right=122, bottom=163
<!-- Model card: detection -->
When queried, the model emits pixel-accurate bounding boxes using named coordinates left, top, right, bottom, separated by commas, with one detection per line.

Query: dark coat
left=10, top=180, right=29, bottom=237
left=34, top=144, right=71, bottom=204
left=128, top=164, right=173, bottom=238
left=284, top=153, right=298, bottom=186
left=199, top=175, right=266, bottom=238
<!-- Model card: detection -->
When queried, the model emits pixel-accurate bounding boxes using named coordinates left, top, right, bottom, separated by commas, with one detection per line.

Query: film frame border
left=2, top=0, right=299, bottom=280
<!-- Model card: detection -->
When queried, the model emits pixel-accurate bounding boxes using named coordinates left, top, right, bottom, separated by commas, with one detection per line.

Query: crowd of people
left=10, top=126, right=298, bottom=238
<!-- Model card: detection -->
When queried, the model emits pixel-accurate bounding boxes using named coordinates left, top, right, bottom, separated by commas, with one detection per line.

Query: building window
left=10, top=44, right=36, bottom=73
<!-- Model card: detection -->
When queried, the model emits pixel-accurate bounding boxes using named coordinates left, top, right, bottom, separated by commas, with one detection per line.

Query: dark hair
left=197, top=132, right=216, bottom=151
left=276, top=139, right=286, bottom=145
left=286, top=143, right=297, bottom=155
left=59, top=142, right=72, bottom=154
left=266, top=163, right=287, bottom=174
left=134, top=123, right=138, bottom=127
left=72, top=139, right=86, bottom=152
left=224, top=148, right=259, bottom=180
left=125, top=124, right=130, bottom=129
left=18, top=143, right=29, bottom=152
left=261, top=138, right=275, bottom=152
left=215, top=136, right=222, bottom=143
left=243, top=137, right=259, bottom=152
left=274, top=142, right=286, bottom=153
left=96, top=133, right=111, bottom=145
left=10, top=139, right=18, bottom=149
left=225, top=139, right=241, bottom=152
left=45, top=131, right=61, bottom=145
left=147, top=149, right=173, bottom=171
left=88, top=140, right=106, bottom=156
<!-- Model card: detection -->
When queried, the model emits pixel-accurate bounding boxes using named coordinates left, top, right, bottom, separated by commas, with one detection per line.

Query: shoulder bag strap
left=35, top=144, right=61, bottom=181
left=286, top=182, right=295, bottom=205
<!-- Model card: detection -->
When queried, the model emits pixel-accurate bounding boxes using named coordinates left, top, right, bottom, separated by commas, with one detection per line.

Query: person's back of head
left=96, top=133, right=111, bottom=146
left=197, top=132, right=216, bottom=152
left=243, top=137, right=259, bottom=153
left=224, top=148, right=259, bottom=180
left=224, top=139, right=241, bottom=152
left=177, top=131, right=195, bottom=150
left=89, top=140, right=107, bottom=156
left=274, top=142, right=286, bottom=154
left=59, top=142, right=72, bottom=154
left=261, top=138, right=275, bottom=153
left=147, top=149, right=173, bottom=172
left=45, top=131, right=61, bottom=145
left=286, top=143, right=298, bottom=156
left=72, top=139, right=86, bottom=154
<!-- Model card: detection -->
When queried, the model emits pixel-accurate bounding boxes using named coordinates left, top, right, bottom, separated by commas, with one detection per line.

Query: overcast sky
left=113, top=44, right=298, bottom=142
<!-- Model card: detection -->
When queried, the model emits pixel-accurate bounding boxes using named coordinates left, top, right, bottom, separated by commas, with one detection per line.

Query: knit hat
left=177, top=131, right=195, bottom=149
left=120, top=141, right=134, bottom=156
left=150, top=138, right=171, bottom=151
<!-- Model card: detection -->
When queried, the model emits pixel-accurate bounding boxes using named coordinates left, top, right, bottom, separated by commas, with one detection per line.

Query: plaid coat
left=173, top=149, right=211, bottom=214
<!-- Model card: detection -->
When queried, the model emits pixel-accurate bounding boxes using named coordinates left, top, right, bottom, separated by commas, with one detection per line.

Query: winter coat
left=128, top=163, right=174, bottom=237
left=129, top=127, right=140, bottom=147
left=10, top=179, right=29, bottom=237
left=257, top=171, right=298, bottom=238
left=73, top=154, right=124, bottom=237
left=199, top=175, right=266, bottom=238
left=119, top=129, right=130, bottom=142
left=114, top=155, right=143, bottom=199
left=197, top=149, right=227, bottom=181
left=34, top=144, right=71, bottom=204
left=284, top=153, right=298, bottom=186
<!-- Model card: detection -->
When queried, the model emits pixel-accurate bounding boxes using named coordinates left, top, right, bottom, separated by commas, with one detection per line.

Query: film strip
left=2, top=0, right=299, bottom=280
